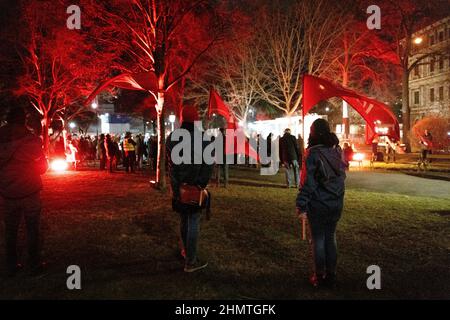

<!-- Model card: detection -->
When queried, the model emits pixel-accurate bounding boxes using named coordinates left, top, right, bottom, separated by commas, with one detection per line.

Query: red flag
left=85, top=71, right=157, bottom=106
left=302, top=75, right=400, bottom=143
left=208, top=88, right=259, bottom=160
left=208, top=88, right=237, bottom=129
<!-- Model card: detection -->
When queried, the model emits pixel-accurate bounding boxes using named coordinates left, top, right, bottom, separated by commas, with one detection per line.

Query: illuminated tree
left=85, top=0, right=229, bottom=190
left=14, top=1, right=112, bottom=154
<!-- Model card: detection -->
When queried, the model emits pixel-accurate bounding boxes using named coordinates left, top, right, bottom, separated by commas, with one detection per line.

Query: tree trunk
left=155, top=91, right=167, bottom=191
left=402, top=68, right=411, bottom=152
left=342, top=69, right=349, bottom=139
left=41, top=114, right=50, bottom=156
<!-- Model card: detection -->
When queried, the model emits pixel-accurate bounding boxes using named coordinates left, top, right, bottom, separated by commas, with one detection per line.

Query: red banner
left=303, top=75, right=400, bottom=143
left=208, top=89, right=237, bottom=129
left=85, top=71, right=158, bottom=106
left=208, top=89, right=259, bottom=160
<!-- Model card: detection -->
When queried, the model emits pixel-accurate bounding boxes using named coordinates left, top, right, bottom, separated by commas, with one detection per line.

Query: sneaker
left=323, top=273, right=337, bottom=289
left=6, top=263, right=23, bottom=278
left=29, top=261, right=47, bottom=277
left=309, top=273, right=325, bottom=288
left=184, top=260, right=208, bottom=273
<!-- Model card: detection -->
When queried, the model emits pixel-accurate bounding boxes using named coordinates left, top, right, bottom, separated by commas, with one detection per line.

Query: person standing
left=216, top=128, right=229, bottom=188
left=135, top=134, right=145, bottom=171
left=342, top=142, right=354, bottom=169
left=371, top=135, right=379, bottom=163
left=296, top=119, right=346, bottom=288
left=98, top=134, right=107, bottom=170
left=420, top=130, right=433, bottom=163
left=167, top=106, right=213, bottom=273
left=105, top=134, right=116, bottom=173
left=0, top=107, right=48, bottom=276
left=279, top=128, right=301, bottom=188
left=123, top=132, right=136, bottom=173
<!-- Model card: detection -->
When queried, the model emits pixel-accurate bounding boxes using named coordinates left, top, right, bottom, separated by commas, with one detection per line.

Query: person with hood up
left=296, top=118, right=346, bottom=288
left=0, top=107, right=48, bottom=277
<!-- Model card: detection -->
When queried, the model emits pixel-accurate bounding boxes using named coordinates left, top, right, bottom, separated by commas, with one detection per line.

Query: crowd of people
left=49, top=132, right=159, bottom=173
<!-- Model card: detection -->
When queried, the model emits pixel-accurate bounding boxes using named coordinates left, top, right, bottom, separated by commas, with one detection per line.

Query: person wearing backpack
left=296, top=118, right=346, bottom=288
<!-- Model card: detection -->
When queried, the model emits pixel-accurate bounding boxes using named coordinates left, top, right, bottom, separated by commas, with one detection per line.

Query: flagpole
left=302, top=74, right=306, bottom=152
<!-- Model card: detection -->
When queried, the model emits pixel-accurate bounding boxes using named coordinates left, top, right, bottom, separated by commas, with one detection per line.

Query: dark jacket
left=0, top=124, right=48, bottom=199
left=166, top=122, right=213, bottom=213
left=105, top=138, right=116, bottom=158
left=296, top=145, right=346, bottom=220
left=279, top=133, right=300, bottom=163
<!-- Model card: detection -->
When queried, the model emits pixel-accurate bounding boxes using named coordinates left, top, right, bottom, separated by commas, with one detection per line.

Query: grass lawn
left=0, top=167, right=449, bottom=299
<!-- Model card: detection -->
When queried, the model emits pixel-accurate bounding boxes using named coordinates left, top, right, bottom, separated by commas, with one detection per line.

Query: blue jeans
left=284, top=160, right=299, bottom=187
left=308, top=216, right=338, bottom=275
left=179, top=211, right=201, bottom=265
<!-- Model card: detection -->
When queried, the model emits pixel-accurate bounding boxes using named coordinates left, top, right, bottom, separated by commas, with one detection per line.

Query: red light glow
left=51, top=159, right=68, bottom=172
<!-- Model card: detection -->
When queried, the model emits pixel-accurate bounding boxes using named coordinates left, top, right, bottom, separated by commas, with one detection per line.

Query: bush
left=410, top=117, right=450, bottom=152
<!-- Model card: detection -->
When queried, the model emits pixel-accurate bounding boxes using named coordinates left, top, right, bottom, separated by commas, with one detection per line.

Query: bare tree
left=253, top=0, right=348, bottom=116
left=186, top=40, right=260, bottom=126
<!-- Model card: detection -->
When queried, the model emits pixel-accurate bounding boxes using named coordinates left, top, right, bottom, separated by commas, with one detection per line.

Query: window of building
left=430, top=88, right=435, bottom=102
left=430, top=58, right=435, bottom=73
left=438, top=31, right=444, bottom=42
left=430, top=35, right=435, bottom=45
left=439, top=56, right=444, bottom=70
left=414, top=91, right=420, bottom=105
left=439, top=86, right=444, bottom=100
left=414, top=65, right=419, bottom=76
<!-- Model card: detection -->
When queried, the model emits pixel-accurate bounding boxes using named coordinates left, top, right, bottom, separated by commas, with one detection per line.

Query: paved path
left=346, top=171, right=450, bottom=199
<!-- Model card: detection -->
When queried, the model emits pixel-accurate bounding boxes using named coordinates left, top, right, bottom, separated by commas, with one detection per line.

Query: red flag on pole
left=208, top=88, right=259, bottom=160
left=302, top=75, right=400, bottom=143
left=208, top=88, right=238, bottom=129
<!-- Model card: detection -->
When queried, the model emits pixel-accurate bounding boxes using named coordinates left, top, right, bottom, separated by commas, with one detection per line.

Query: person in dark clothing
left=296, top=118, right=346, bottom=288
left=216, top=128, right=229, bottom=188
left=149, top=135, right=158, bottom=171
left=105, top=134, right=116, bottom=173
left=279, top=128, right=301, bottom=188
left=0, top=107, right=48, bottom=277
left=98, top=134, right=107, bottom=170
left=371, top=135, right=379, bottom=163
left=135, top=134, right=145, bottom=170
left=420, top=130, right=433, bottom=163
left=166, top=106, right=213, bottom=273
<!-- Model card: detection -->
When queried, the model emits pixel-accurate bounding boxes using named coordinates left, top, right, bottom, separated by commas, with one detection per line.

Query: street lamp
left=91, top=101, right=99, bottom=137
left=169, top=114, right=176, bottom=131
left=69, top=122, right=76, bottom=134
left=413, top=37, right=423, bottom=45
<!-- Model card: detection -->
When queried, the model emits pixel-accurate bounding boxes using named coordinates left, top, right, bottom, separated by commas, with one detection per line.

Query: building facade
left=409, top=16, right=450, bottom=123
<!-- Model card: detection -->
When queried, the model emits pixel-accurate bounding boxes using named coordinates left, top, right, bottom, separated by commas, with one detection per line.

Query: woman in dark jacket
left=296, top=119, right=346, bottom=288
